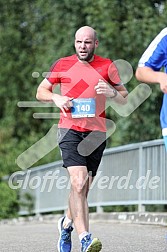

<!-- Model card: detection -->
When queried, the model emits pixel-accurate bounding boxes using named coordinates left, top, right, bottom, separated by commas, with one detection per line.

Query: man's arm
left=36, top=78, right=73, bottom=116
left=36, top=78, right=55, bottom=102
left=135, top=66, right=167, bottom=93
left=94, top=79, right=128, bottom=104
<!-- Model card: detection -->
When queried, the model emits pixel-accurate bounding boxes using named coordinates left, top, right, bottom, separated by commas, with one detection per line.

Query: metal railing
left=16, top=139, right=167, bottom=215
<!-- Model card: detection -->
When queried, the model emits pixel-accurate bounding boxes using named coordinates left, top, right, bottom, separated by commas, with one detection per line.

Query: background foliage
left=0, top=0, right=167, bottom=218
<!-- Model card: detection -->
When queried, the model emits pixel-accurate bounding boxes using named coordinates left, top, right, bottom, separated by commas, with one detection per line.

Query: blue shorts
left=57, top=128, right=106, bottom=176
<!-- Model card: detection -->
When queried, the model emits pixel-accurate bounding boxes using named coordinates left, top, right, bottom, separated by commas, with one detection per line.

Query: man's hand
left=158, top=72, right=167, bottom=93
left=52, top=94, right=73, bottom=117
left=94, top=79, right=117, bottom=98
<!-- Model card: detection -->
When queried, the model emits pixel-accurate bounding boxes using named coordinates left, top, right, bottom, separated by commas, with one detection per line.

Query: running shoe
left=81, top=234, right=102, bottom=252
left=57, top=216, right=73, bottom=252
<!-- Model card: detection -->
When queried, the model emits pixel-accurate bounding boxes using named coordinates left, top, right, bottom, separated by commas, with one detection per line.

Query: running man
left=36, top=26, right=128, bottom=252
left=136, top=27, right=167, bottom=151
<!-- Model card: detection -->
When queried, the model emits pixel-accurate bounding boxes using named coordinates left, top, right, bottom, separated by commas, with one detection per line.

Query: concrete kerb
left=89, top=212, right=167, bottom=226
left=0, top=212, right=167, bottom=226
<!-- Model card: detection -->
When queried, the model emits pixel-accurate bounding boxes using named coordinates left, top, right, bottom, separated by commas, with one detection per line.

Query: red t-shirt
left=47, top=54, right=120, bottom=132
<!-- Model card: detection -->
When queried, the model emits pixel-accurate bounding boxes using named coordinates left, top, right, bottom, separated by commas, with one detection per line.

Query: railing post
left=138, top=144, right=145, bottom=212
left=138, top=204, right=145, bottom=212
left=96, top=206, right=103, bottom=213
left=34, top=171, right=41, bottom=216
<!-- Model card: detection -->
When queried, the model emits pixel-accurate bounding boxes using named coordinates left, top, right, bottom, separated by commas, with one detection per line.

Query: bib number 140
left=71, top=98, right=96, bottom=118
left=76, top=104, right=90, bottom=112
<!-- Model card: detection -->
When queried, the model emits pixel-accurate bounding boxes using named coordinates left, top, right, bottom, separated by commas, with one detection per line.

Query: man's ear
left=95, top=39, right=99, bottom=48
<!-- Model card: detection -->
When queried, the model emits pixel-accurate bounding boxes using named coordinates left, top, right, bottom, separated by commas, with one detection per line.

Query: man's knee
left=70, top=176, right=89, bottom=194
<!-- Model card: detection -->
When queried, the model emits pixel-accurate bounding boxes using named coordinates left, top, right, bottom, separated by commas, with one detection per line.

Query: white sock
left=79, top=231, right=90, bottom=242
left=63, top=215, right=73, bottom=229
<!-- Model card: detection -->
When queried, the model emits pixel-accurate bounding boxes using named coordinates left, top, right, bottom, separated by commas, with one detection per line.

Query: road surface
left=0, top=220, right=166, bottom=251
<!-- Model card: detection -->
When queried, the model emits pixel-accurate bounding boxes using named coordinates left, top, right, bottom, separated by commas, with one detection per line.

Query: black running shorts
left=57, top=128, right=106, bottom=177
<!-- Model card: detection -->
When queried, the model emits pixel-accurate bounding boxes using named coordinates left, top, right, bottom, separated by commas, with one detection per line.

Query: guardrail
left=14, top=139, right=166, bottom=215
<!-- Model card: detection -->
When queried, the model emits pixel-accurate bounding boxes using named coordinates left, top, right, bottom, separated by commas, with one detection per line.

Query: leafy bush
left=19, top=192, right=35, bottom=215
left=0, top=181, right=19, bottom=219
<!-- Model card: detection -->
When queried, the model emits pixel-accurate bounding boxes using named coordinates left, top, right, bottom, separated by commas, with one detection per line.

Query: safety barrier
left=14, top=139, right=166, bottom=214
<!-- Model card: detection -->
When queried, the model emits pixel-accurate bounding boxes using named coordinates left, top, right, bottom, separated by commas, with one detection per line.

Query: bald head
left=74, top=26, right=98, bottom=62
left=75, top=26, right=97, bottom=41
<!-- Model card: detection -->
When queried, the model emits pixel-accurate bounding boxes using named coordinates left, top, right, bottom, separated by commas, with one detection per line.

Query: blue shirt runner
left=138, top=27, right=167, bottom=150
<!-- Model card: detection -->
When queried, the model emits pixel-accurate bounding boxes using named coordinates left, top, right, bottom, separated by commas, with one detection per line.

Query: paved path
left=0, top=221, right=167, bottom=251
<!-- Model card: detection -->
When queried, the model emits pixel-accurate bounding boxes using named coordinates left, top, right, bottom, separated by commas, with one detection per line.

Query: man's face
left=75, top=31, right=98, bottom=62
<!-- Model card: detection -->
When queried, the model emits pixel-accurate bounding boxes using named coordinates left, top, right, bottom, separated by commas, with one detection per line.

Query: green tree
left=0, top=182, right=18, bottom=219
left=0, top=0, right=167, bottom=217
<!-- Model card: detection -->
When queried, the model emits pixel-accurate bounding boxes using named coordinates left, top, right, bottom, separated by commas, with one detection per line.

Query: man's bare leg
left=64, top=171, right=93, bottom=231
left=66, top=166, right=90, bottom=234
left=58, top=167, right=102, bottom=251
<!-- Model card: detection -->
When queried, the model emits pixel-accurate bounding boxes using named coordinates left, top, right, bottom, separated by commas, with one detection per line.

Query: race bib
left=71, top=98, right=96, bottom=118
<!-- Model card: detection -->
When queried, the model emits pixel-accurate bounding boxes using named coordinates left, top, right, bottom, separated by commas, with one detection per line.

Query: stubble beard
left=76, top=49, right=95, bottom=62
